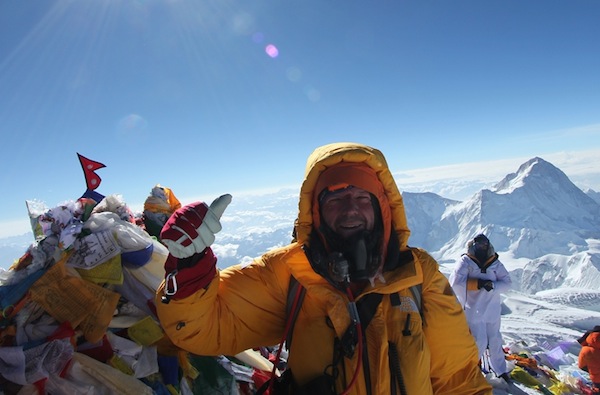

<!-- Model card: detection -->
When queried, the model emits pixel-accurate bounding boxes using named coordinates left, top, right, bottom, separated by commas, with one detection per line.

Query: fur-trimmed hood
left=294, top=142, right=411, bottom=253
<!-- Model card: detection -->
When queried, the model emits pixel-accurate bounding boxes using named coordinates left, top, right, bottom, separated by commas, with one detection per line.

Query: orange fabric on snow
left=579, top=332, right=600, bottom=383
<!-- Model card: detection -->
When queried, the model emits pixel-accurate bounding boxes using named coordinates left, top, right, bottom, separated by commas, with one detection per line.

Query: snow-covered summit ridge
left=409, top=156, right=600, bottom=265
left=493, top=157, right=572, bottom=194
left=492, top=157, right=600, bottom=231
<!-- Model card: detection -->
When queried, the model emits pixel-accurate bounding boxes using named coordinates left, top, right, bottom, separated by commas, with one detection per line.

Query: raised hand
left=160, top=194, right=232, bottom=259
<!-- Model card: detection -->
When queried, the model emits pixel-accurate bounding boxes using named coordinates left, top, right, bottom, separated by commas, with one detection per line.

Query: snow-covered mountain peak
left=410, top=157, right=600, bottom=265
left=492, top=157, right=574, bottom=196
left=481, top=156, right=600, bottom=237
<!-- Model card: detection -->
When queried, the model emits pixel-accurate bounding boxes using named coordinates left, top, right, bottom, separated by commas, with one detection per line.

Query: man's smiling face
left=320, top=186, right=375, bottom=239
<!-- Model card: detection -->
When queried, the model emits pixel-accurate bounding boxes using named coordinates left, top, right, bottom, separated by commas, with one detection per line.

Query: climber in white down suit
left=449, top=234, right=512, bottom=381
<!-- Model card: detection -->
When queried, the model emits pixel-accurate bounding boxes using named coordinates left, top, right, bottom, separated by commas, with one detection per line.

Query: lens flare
left=116, top=113, right=148, bottom=142
left=304, top=86, right=321, bottom=102
left=265, top=44, right=279, bottom=58
left=118, top=114, right=147, bottom=131
left=286, top=67, right=302, bottom=82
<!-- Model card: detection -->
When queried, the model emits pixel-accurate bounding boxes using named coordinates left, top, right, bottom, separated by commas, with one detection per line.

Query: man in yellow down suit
left=155, top=142, right=492, bottom=395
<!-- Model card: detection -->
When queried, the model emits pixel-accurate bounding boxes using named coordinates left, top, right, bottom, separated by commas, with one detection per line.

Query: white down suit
left=449, top=252, right=511, bottom=376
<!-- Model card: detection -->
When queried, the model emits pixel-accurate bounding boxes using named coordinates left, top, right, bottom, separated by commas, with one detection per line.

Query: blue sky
left=1, top=0, right=600, bottom=238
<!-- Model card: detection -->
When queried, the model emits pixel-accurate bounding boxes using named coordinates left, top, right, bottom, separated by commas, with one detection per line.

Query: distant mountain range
left=406, top=157, right=600, bottom=253
left=401, top=157, right=600, bottom=301
left=3, top=157, right=600, bottom=301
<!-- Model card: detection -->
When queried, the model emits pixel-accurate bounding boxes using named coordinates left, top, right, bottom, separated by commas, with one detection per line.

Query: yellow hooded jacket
left=156, top=142, right=492, bottom=395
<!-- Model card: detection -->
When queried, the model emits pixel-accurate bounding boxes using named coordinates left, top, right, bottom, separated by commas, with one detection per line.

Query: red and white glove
left=159, top=194, right=231, bottom=301
left=160, top=194, right=232, bottom=259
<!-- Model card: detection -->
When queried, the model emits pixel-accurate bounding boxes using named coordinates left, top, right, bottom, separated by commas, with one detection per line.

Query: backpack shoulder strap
left=285, top=275, right=306, bottom=348
left=256, top=277, right=304, bottom=395
left=409, top=283, right=423, bottom=320
left=406, top=247, right=424, bottom=322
